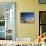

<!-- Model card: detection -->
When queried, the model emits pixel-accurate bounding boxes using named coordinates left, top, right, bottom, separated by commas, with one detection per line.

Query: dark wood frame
left=39, top=11, right=46, bottom=36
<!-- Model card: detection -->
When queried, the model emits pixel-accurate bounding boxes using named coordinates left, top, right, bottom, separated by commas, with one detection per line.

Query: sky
left=21, top=12, right=34, bottom=21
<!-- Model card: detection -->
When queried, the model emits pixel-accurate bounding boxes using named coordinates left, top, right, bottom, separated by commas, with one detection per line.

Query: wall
left=0, top=0, right=43, bottom=40
left=39, top=4, right=46, bottom=11
left=16, top=0, right=39, bottom=40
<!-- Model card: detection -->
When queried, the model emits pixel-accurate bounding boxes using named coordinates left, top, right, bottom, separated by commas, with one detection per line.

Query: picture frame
left=20, top=12, right=34, bottom=24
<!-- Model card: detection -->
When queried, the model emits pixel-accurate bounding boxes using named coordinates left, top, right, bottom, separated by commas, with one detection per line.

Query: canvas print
left=20, top=12, right=34, bottom=24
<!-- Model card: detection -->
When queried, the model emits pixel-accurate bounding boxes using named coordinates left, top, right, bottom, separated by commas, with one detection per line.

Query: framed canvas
left=20, top=12, right=34, bottom=24
left=39, top=0, right=46, bottom=4
left=0, top=2, right=16, bottom=40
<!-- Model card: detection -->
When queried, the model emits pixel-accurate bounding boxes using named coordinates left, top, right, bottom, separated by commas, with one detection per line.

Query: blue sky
left=21, top=12, right=34, bottom=20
